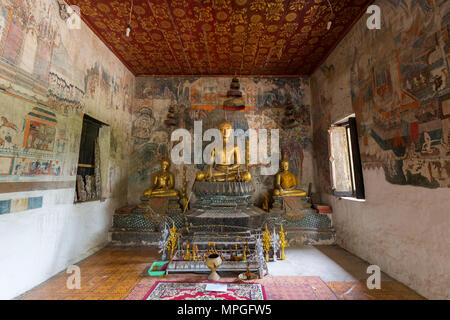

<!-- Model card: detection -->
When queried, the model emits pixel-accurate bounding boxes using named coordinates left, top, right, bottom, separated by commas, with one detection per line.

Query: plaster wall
left=0, top=0, right=134, bottom=299
left=0, top=189, right=120, bottom=299
left=322, top=170, right=450, bottom=299
left=311, top=0, right=450, bottom=299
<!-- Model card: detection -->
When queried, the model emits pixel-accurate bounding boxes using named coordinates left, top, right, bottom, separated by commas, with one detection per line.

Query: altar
left=111, top=161, right=334, bottom=278
left=110, top=86, right=335, bottom=278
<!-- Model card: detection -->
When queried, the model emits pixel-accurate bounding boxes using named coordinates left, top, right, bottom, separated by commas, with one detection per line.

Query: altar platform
left=109, top=205, right=335, bottom=247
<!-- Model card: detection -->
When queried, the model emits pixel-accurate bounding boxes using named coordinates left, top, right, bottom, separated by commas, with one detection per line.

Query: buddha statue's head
left=161, top=159, right=170, bottom=171
left=281, top=160, right=289, bottom=172
left=218, top=121, right=233, bottom=142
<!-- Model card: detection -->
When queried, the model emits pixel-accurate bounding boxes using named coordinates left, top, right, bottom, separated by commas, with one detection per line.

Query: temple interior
left=0, top=0, right=448, bottom=301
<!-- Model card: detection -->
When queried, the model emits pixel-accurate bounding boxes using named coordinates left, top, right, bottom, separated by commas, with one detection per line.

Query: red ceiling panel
left=65, top=0, right=373, bottom=76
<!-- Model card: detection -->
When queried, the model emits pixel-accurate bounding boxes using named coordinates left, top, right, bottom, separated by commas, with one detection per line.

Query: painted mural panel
left=312, top=0, right=450, bottom=191
left=3, top=20, right=23, bottom=64
left=129, top=76, right=313, bottom=204
left=23, top=107, right=57, bottom=151
left=0, top=0, right=133, bottom=202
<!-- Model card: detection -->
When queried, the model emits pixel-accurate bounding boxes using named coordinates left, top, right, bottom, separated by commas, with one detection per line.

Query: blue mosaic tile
left=113, top=214, right=185, bottom=230
left=27, top=196, right=43, bottom=210
left=282, top=210, right=332, bottom=228
left=0, top=200, right=11, bottom=215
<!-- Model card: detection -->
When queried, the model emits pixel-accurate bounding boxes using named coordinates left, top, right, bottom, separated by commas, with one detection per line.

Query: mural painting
left=0, top=116, right=18, bottom=148
left=0, top=0, right=133, bottom=202
left=0, top=196, right=43, bottom=215
left=23, top=107, right=57, bottom=152
left=129, top=77, right=313, bottom=204
left=312, top=0, right=450, bottom=191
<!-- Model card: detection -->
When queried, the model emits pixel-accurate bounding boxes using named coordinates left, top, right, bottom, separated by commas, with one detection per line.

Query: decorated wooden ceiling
left=66, top=0, right=373, bottom=76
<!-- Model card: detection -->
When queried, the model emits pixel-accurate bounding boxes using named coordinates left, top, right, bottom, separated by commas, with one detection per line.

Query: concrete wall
left=311, top=0, right=450, bottom=299
left=0, top=0, right=134, bottom=299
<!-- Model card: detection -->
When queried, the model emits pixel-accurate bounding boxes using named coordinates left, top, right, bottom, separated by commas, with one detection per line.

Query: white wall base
left=0, top=191, right=120, bottom=300
left=323, top=168, right=450, bottom=300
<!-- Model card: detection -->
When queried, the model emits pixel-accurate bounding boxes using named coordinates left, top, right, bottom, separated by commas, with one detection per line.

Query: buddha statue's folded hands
left=195, top=121, right=251, bottom=183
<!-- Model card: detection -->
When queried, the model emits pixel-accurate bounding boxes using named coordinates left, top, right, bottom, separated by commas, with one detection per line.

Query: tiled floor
left=18, top=249, right=154, bottom=300
left=17, top=246, right=424, bottom=300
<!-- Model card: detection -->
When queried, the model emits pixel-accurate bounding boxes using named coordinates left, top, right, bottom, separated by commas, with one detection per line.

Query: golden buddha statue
left=273, top=157, right=307, bottom=197
left=196, top=121, right=251, bottom=182
left=143, top=159, right=179, bottom=198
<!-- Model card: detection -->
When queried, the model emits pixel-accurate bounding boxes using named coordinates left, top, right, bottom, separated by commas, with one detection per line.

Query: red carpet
left=143, top=281, right=265, bottom=300
left=126, top=274, right=337, bottom=300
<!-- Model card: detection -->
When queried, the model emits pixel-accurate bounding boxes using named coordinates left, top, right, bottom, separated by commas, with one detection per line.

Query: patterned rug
left=143, top=281, right=265, bottom=300
left=126, top=274, right=337, bottom=300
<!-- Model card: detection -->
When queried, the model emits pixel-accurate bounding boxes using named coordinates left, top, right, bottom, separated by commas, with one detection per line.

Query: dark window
left=329, top=116, right=365, bottom=199
left=75, top=115, right=106, bottom=202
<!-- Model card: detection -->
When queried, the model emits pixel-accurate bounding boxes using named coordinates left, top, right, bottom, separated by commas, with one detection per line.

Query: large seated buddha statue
left=188, top=120, right=262, bottom=228
left=273, top=157, right=307, bottom=197
left=143, top=159, right=179, bottom=198
left=196, top=121, right=251, bottom=183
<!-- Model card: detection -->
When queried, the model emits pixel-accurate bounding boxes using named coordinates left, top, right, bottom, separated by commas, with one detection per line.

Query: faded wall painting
left=129, top=77, right=313, bottom=204
left=312, top=0, right=449, bottom=191
left=0, top=0, right=133, bottom=201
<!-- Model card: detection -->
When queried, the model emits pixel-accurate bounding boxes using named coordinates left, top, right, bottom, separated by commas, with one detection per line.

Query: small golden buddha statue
left=273, top=157, right=307, bottom=197
left=143, top=159, right=179, bottom=198
left=196, top=121, right=251, bottom=182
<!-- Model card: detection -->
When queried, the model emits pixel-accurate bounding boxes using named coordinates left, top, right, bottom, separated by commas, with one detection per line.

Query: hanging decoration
left=326, top=0, right=335, bottom=30
left=126, top=0, right=133, bottom=37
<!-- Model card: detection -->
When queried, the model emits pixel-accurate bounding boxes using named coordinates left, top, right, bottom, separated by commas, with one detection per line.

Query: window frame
left=329, top=115, right=365, bottom=200
left=75, top=114, right=107, bottom=203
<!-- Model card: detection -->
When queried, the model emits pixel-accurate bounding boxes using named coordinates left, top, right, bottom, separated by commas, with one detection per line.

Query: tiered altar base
left=110, top=198, right=185, bottom=246
left=268, top=196, right=335, bottom=245
left=110, top=180, right=335, bottom=251
left=186, top=181, right=265, bottom=227
left=164, top=181, right=268, bottom=277
left=166, top=227, right=266, bottom=277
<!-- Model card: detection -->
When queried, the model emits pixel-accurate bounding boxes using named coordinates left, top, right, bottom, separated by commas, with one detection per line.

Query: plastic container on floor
left=148, top=261, right=169, bottom=276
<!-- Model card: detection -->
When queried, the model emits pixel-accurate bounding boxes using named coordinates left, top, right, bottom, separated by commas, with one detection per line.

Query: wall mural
left=312, top=0, right=449, bottom=192
left=0, top=0, right=133, bottom=200
left=129, top=77, right=313, bottom=204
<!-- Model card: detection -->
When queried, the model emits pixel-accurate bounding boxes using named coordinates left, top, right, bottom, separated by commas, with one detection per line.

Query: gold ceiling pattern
left=66, top=0, right=373, bottom=76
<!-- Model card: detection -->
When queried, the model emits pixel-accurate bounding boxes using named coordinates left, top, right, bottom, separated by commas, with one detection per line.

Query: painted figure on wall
left=0, top=0, right=133, bottom=192
left=23, top=107, right=57, bottom=152
left=0, top=116, right=18, bottom=148
left=132, top=107, right=155, bottom=142
left=313, top=0, right=450, bottom=190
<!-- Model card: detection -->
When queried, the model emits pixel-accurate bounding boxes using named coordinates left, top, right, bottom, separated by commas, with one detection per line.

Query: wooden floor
left=17, top=248, right=424, bottom=300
